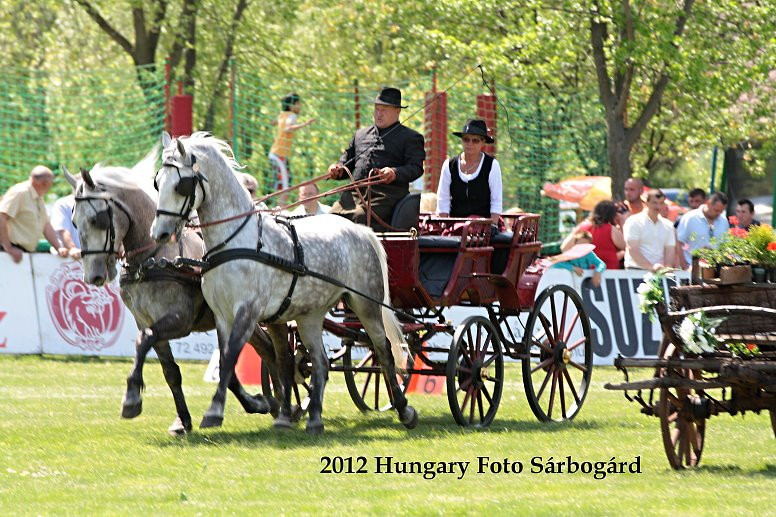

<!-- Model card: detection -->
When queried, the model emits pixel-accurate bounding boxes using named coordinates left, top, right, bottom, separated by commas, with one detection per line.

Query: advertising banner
left=0, top=253, right=41, bottom=354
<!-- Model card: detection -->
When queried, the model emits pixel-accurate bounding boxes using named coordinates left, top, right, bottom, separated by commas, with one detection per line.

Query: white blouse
left=435, top=153, right=503, bottom=215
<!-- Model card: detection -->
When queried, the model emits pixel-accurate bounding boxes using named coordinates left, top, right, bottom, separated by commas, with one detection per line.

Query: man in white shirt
left=623, top=188, right=676, bottom=270
left=287, top=184, right=331, bottom=216
left=676, top=192, right=729, bottom=267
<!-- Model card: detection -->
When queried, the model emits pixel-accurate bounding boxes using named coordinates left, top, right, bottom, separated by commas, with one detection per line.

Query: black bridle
left=73, top=195, right=132, bottom=257
left=154, top=155, right=207, bottom=221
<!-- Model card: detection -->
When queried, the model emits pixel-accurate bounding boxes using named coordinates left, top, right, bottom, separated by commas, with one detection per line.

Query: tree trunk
left=607, top=120, right=632, bottom=202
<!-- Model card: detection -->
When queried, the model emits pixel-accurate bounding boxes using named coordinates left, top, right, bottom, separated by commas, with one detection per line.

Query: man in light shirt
left=676, top=192, right=729, bottom=267
left=287, top=184, right=330, bottom=216
left=623, top=188, right=675, bottom=271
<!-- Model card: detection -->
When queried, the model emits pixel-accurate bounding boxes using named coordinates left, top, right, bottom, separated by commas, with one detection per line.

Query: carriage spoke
left=562, top=369, right=581, bottom=405
left=359, top=372, right=373, bottom=401
left=531, top=357, right=554, bottom=374
left=481, top=384, right=493, bottom=404
left=538, top=314, right=557, bottom=346
left=550, top=295, right=559, bottom=342
left=566, top=337, right=587, bottom=352
left=558, top=295, right=569, bottom=341
left=536, top=367, right=553, bottom=401
left=477, top=391, right=485, bottom=422
left=469, top=387, right=477, bottom=423
left=374, top=369, right=380, bottom=409
left=355, top=350, right=374, bottom=370
left=459, top=376, right=472, bottom=392
left=547, top=371, right=558, bottom=419
left=475, top=323, right=484, bottom=358
left=563, top=313, right=580, bottom=342
left=482, top=351, right=498, bottom=368
left=568, top=360, right=588, bottom=373
left=559, top=373, right=567, bottom=419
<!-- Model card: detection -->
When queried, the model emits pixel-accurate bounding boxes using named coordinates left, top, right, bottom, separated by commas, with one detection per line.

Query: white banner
left=0, top=253, right=40, bottom=354
left=6, top=254, right=686, bottom=366
left=30, top=255, right=217, bottom=359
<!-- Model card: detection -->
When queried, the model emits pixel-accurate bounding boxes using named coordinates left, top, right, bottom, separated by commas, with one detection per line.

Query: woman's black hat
left=374, top=87, right=407, bottom=108
left=452, top=119, right=494, bottom=143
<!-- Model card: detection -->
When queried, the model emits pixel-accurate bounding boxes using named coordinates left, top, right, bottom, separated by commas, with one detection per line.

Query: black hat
left=452, top=119, right=494, bottom=143
left=374, top=87, right=407, bottom=108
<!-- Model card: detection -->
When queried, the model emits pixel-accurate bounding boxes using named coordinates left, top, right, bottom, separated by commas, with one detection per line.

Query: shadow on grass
left=664, top=463, right=776, bottom=478
left=152, top=413, right=605, bottom=450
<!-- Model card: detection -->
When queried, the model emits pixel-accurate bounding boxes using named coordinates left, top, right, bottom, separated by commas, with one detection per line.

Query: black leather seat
left=390, top=192, right=421, bottom=230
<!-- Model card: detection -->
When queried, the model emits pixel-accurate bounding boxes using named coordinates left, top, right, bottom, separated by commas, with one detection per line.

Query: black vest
left=449, top=153, right=493, bottom=218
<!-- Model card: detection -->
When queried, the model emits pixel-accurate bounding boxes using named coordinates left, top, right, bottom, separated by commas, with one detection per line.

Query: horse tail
left=362, top=228, right=407, bottom=370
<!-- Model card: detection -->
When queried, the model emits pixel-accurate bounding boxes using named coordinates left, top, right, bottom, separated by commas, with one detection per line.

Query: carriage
left=605, top=277, right=776, bottom=469
left=263, top=195, right=595, bottom=427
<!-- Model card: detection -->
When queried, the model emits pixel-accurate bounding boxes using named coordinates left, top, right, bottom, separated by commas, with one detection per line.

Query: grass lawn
left=0, top=354, right=773, bottom=515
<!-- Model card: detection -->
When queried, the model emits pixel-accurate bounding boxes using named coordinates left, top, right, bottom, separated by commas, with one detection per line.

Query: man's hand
left=69, top=248, right=82, bottom=260
left=572, top=266, right=584, bottom=276
left=652, top=263, right=664, bottom=272
left=328, top=163, right=347, bottom=179
left=591, top=271, right=602, bottom=288
left=375, top=167, right=396, bottom=184
left=56, top=247, right=69, bottom=258
left=7, top=247, right=22, bottom=263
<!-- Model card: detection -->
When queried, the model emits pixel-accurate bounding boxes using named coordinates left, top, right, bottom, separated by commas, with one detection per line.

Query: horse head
left=151, top=132, right=209, bottom=243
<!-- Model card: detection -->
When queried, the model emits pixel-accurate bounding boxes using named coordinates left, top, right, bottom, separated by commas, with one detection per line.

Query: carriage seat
left=390, top=192, right=421, bottom=230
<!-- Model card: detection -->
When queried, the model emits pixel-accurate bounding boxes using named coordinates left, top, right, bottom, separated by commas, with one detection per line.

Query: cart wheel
left=522, top=284, right=592, bottom=422
left=446, top=316, right=504, bottom=427
left=342, top=339, right=413, bottom=412
left=658, top=344, right=706, bottom=469
left=261, top=327, right=310, bottom=422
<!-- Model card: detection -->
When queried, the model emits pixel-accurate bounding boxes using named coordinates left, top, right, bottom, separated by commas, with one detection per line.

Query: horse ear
left=162, top=131, right=172, bottom=148
left=81, top=168, right=96, bottom=189
left=176, top=138, right=187, bottom=159
left=61, top=165, right=78, bottom=189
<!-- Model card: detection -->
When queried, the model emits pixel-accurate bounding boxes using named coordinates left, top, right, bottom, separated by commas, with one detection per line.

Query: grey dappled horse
left=150, top=132, right=418, bottom=434
left=64, top=154, right=280, bottom=435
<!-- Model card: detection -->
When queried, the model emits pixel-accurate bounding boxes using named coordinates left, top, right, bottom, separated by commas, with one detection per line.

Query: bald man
left=0, top=165, right=68, bottom=263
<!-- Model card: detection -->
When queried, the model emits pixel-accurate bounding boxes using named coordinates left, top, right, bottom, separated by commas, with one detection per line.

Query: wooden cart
left=606, top=282, right=776, bottom=469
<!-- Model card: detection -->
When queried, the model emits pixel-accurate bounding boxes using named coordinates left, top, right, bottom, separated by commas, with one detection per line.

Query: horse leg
left=121, top=328, right=154, bottom=419
left=226, top=326, right=277, bottom=415
left=295, top=314, right=329, bottom=435
left=201, top=304, right=260, bottom=428
left=245, top=324, right=281, bottom=416
left=349, top=297, right=418, bottom=429
left=266, top=323, right=296, bottom=430
left=152, top=339, right=193, bottom=436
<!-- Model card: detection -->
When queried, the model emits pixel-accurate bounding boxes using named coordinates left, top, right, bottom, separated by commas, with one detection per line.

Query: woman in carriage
left=435, top=118, right=503, bottom=227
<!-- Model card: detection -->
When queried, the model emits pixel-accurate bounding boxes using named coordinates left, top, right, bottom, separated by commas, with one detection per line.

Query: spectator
left=617, top=177, right=645, bottom=219
left=269, top=93, right=315, bottom=203
left=623, top=188, right=676, bottom=271
left=238, top=173, right=258, bottom=198
left=687, top=188, right=707, bottom=210
left=50, top=193, right=81, bottom=259
left=676, top=191, right=730, bottom=268
left=286, top=183, right=331, bottom=216
left=436, top=119, right=502, bottom=225
left=734, top=198, right=760, bottom=230
left=560, top=200, right=624, bottom=270
left=674, top=187, right=706, bottom=229
left=0, top=165, right=68, bottom=263
left=550, top=232, right=606, bottom=288
left=328, top=86, right=425, bottom=231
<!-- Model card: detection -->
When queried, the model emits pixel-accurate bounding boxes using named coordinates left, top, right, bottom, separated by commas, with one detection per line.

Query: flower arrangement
left=636, top=270, right=669, bottom=321
left=693, top=221, right=776, bottom=268
left=677, top=311, right=725, bottom=355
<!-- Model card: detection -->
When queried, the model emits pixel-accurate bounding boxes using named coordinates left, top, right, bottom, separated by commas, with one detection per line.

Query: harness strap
left=264, top=218, right=305, bottom=323
left=202, top=214, right=255, bottom=261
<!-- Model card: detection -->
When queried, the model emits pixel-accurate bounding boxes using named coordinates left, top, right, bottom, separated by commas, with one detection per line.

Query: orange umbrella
left=542, top=176, right=612, bottom=211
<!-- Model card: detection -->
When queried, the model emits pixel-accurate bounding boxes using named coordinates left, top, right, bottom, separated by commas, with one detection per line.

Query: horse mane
left=174, top=132, right=245, bottom=176
left=89, top=145, right=159, bottom=201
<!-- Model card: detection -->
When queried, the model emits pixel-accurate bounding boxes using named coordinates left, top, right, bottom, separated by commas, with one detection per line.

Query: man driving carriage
left=327, top=86, right=425, bottom=231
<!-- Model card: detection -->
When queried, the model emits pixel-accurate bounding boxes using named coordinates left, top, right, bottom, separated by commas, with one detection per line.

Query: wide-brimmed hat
left=452, top=119, right=494, bottom=143
left=374, top=87, right=407, bottom=108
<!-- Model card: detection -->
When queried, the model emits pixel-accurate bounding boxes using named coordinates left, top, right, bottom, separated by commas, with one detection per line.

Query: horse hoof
left=400, top=406, right=419, bottom=429
left=199, top=415, right=223, bottom=428
left=121, top=401, right=142, bottom=419
left=273, top=414, right=293, bottom=430
left=306, top=421, right=324, bottom=435
left=290, top=404, right=304, bottom=423
left=168, top=417, right=192, bottom=437
left=242, top=395, right=273, bottom=415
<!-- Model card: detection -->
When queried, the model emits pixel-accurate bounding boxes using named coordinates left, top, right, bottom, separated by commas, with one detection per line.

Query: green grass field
left=0, top=354, right=773, bottom=515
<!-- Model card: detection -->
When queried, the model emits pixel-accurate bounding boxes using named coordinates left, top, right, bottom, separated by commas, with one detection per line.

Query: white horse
left=150, top=132, right=417, bottom=434
left=66, top=154, right=280, bottom=435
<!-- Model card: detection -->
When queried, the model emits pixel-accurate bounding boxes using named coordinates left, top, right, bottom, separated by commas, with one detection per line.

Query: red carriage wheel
left=658, top=344, right=706, bottom=469
left=342, top=339, right=414, bottom=412
left=521, top=284, right=592, bottom=422
left=446, top=316, right=504, bottom=427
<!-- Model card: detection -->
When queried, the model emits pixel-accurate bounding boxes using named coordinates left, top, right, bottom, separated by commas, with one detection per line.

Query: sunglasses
left=462, top=136, right=485, bottom=143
